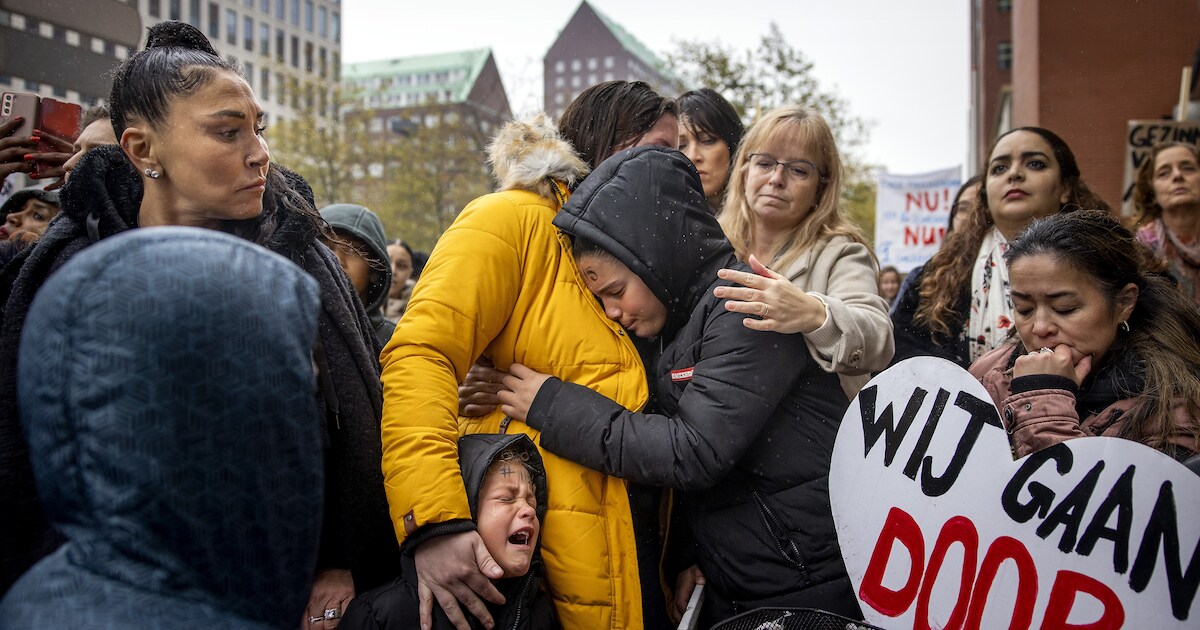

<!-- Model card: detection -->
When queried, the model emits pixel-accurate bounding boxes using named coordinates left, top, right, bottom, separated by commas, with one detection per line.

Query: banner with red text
left=874, top=167, right=961, bottom=273
left=831, top=357, right=1200, bottom=630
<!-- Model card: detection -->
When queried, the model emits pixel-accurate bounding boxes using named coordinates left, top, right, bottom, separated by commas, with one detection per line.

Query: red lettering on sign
left=915, top=516, right=977, bottom=630
left=965, top=536, right=1038, bottom=630
left=1041, top=571, right=1125, bottom=630
left=860, top=506, right=925, bottom=615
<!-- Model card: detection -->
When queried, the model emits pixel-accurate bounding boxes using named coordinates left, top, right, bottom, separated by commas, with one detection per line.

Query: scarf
left=967, top=227, right=1014, bottom=362
left=1136, top=219, right=1200, bottom=308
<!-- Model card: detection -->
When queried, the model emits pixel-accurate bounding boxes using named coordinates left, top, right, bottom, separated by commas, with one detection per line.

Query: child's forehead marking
left=500, top=463, right=513, bottom=477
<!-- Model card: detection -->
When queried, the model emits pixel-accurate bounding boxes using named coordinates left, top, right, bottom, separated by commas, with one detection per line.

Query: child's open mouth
left=507, top=528, right=533, bottom=546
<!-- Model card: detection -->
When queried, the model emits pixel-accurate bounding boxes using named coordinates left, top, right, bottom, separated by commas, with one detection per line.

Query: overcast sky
left=343, top=0, right=970, bottom=177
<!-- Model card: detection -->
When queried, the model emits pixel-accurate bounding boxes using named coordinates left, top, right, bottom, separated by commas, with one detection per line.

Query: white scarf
left=967, top=227, right=1014, bottom=362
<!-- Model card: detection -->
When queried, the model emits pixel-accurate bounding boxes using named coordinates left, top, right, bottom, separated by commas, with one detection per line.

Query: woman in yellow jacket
left=380, top=92, right=675, bottom=629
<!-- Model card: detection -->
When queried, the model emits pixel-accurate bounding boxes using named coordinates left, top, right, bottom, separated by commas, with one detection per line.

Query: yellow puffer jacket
left=379, top=115, right=650, bottom=630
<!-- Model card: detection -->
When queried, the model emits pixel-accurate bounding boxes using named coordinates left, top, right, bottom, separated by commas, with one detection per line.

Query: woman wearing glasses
left=713, top=105, right=893, bottom=397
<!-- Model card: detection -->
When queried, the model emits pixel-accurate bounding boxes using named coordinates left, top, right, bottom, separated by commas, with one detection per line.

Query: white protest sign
left=831, top=357, right=1200, bottom=629
left=1122, top=121, right=1200, bottom=217
left=874, top=167, right=961, bottom=273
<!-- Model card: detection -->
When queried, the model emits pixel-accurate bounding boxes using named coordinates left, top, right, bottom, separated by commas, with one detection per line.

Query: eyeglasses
left=747, top=153, right=823, bottom=182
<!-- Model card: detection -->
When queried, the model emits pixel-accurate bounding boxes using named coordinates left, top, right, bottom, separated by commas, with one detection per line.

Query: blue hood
left=3, top=227, right=324, bottom=628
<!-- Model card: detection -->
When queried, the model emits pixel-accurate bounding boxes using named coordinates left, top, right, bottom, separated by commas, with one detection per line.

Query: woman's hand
left=458, top=357, right=508, bottom=417
left=302, top=568, right=354, bottom=629
left=0, top=117, right=38, bottom=180
left=26, top=131, right=73, bottom=190
left=714, top=254, right=827, bottom=334
left=1013, top=345, right=1092, bottom=385
left=497, top=363, right=552, bottom=421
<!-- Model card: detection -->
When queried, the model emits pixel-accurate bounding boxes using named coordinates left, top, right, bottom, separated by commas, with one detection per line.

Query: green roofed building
left=544, top=1, right=685, bottom=119
left=343, top=48, right=511, bottom=137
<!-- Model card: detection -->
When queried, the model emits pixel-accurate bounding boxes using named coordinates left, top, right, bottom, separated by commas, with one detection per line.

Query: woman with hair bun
left=891, top=127, right=1110, bottom=368
left=0, top=21, right=401, bottom=612
left=970, top=210, right=1200, bottom=460
left=677, top=88, right=744, bottom=212
left=1132, top=141, right=1200, bottom=307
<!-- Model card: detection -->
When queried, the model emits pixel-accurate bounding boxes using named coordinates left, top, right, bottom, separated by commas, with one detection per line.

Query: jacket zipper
left=751, top=490, right=811, bottom=583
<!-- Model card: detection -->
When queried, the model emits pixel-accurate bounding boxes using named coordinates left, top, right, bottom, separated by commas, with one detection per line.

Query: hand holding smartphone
left=0, top=92, right=81, bottom=186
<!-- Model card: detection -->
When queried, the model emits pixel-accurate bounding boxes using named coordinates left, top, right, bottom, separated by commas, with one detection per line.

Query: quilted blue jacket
left=0, top=227, right=325, bottom=628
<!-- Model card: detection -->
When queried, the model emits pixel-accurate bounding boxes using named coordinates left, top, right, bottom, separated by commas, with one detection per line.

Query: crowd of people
left=0, top=20, right=1198, bottom=630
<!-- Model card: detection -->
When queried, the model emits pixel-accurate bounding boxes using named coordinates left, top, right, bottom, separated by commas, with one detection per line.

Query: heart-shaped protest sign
left=831, top=357, right=1200, bottom=630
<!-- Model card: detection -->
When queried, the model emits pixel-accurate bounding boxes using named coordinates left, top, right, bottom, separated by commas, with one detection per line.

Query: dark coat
left=0, top=227, right=324, bottom=628
left=0, top=146, right=401, bottom=594
left=318, top=203, right=396, bottom=347
left=889, top=264, right=973, bottom=369
left=341, top=434, right=558, bottom=630
left=536, top=146, right=860, bottom=616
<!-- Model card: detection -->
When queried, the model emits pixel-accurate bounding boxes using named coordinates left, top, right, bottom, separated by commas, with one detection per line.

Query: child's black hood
left=553, top=146, right=737, bottom=340
left=457, top=434, right=548, bottom=526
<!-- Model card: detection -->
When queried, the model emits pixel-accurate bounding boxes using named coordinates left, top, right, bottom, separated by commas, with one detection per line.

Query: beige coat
left=778, top=235, right=894, bottom=397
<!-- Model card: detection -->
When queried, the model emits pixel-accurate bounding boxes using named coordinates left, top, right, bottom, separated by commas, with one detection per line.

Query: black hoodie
left=340, top=434, right=558, bottom=630
left=532, top=146, right=860, bottom=618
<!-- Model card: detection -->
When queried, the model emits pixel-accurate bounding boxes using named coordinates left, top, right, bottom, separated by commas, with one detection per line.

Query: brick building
left=543, top=0, right=684, bottom=119
left=343, top=48, right=511, bottom=139
left=970, top=0, right=1200, bottom=210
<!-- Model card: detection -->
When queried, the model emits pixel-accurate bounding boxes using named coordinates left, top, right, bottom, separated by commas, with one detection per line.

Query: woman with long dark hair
left=677, top=88, right=743, bottom=212
left=891, top=127, right=1109, bottom=368
left=0, top=22, right=400, bottom=615
left=970, top=210, right=1200, bottom=460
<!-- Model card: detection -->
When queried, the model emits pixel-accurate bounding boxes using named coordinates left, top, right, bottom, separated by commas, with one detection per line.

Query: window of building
left=260, top=67, right=270, bottom=100
left=275, top=29, right=284, bottom=63
left=318, top=47, right=327, bottom=78
left=604, top=72, right=613, bottom=82
left=304, top=41, right=313, bottom=73
left=332, top=52, right=340, bottom=82
left=276, top=0, right=284, bottom=19
left=587, top=73, right=596, bottom=85
left=290, top=0, right=299, bottom=26
left=554, top=76, right=564, bottom=88
left=244, top=61, right=254, bottom=89
left=225, top=9, right=237, bottom=45
left=149, top=0, right=161, bottom=18
left=244, top=0, right=253, bottom=6
left=554, top=93, right=564, bottom=105
left=997, top=41, right=1013, bottom=71
left=261, top=0, right=270, bottom=12
left=208, top=2, right=219, bottom=38
left=259, top=22, right=269, bottom=55
left=604, top=56, right=613, bottom=69
left=998, top=0, right=1012, bottom=12
left=331, top=11, right=339, bottom=43
left=188, top=0, right=200, bottom=26
left=169, top=0, right=181, bottom=20
left=52, top=84, right=67, bottom=98
left=243, top=16, right=253, bottom=50
left=318, top=6, right=327, bottom=37
left=275, top=72, right=285, bottom=105
left=571, top=59, right=581, bottom=72
left=290, top=35, right=299, bottom=68
left=555, top=60, right=564, bottom=73
left=304, top=0, right=313, bottom=32
left=66, top=29, right=80, bottom=46
left=571, top=76, right=581, bottom=88
left=587, top=58, right=597, bottom=70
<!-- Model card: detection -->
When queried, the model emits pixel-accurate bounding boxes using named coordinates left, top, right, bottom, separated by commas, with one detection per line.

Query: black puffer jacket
left=0, top=146, right=400, bottom=594
left=533, top=146, right=860, bottom=618
left=340, top=434, right=558, bottom=630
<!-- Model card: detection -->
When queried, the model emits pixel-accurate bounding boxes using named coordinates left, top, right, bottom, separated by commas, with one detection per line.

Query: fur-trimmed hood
left=486, top=113, right=588, bottom=199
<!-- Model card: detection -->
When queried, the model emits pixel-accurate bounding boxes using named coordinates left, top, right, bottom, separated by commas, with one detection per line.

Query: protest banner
left=831, top=357, right=1200, bottom=629
left=874, top=167, right=961, bottom=273
left=1122, top=121, right=1200, bottom=217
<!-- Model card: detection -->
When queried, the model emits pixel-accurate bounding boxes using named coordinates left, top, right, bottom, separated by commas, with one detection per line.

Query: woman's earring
left=1121, top=320, right=1130, bottom=333
left=144, top=168, right=161, bottom=179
